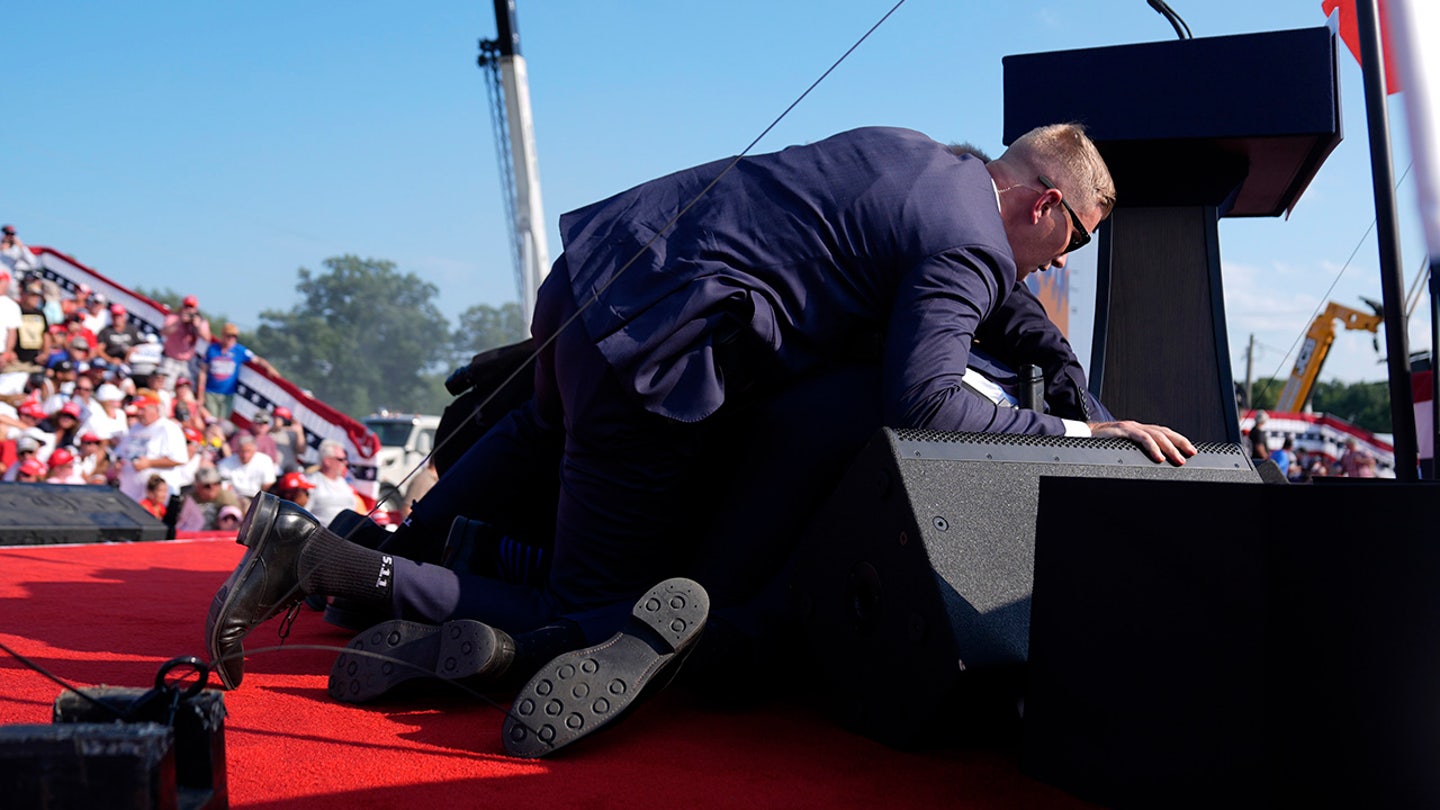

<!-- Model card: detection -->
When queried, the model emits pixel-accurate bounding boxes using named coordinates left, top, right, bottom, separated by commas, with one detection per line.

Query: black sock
left=495, top=535, right=548, bottom=587
left=298, top=526, right=394, bottom=604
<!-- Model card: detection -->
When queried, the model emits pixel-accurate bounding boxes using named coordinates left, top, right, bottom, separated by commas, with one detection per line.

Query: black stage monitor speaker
left=1023, top=477, right=1440, bottom=809
left=790, top=428, right=1261, bottom=747
left=0, top=482, right=169, bottom=546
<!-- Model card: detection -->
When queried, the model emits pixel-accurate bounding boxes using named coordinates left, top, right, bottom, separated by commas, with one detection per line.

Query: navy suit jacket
left=975, top=282, right=1112, bottom=422
left=555, top=126, right=1074, bottom=435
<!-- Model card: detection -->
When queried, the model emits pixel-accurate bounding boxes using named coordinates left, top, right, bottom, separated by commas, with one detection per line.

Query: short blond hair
left=1002, top=123, right=1115, bottom=217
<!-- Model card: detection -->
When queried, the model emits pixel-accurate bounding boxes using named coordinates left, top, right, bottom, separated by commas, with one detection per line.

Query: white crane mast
left=480, top=0, right=550, bottom=327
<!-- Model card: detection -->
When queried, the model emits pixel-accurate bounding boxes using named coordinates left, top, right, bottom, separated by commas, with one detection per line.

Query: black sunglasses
left=1037, top=175, right=1092, bottom=255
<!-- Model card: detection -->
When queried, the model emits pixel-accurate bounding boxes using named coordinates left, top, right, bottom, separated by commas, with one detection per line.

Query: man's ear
left=1031, top=188, right=1060, bottom=224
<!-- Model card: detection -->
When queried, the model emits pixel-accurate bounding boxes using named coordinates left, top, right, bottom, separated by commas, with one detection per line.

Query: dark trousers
left=391, top=262, right=883, bottom=647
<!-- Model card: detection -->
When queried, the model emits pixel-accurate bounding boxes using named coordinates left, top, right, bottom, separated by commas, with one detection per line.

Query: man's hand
left=1087, top=420, right=1197, bottom=465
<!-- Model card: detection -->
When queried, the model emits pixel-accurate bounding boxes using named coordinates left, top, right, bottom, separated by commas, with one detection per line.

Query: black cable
left=0, top=633, right=555, bottom=746
left=377, top=0, right=912, bottom=510
left=1255, top=161, right=1416, bottom=405
left=0, top=637, right=127, bottom=720
left=1147, top=0, right=1192, bottom=39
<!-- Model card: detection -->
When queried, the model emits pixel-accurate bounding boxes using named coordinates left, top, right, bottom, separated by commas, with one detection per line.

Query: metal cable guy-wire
left=377, top=0, right=914, bottom=510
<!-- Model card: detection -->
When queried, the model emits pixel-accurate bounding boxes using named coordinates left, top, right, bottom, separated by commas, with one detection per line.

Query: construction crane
left=1274, top=299, right=1384, bottom=412
left=478, top=0, right=550, bottom=328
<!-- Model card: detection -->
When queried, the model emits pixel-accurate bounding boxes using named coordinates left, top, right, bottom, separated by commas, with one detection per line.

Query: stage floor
left=0, top=538, right=1093, bottom=808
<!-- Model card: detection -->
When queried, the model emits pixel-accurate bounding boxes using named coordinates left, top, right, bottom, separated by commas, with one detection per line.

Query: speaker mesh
left=0, top=483, right=168, bottom=546
left=792, top=427, right=1261, bottom=746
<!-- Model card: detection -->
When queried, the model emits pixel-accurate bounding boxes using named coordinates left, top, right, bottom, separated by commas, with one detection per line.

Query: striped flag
left=29, top=245, right=383, bottom=502
left=33, top=247, right=168, bottom=336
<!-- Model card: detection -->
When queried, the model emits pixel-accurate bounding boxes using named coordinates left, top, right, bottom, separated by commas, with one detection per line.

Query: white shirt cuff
left=1061, top=419, right=1092, bottom=437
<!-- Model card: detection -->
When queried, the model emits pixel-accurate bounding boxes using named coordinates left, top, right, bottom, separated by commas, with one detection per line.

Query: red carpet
left=0, top=539, right=1094, bottom=808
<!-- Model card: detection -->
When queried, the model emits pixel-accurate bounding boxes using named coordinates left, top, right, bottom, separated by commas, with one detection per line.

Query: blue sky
left=4, top=0, right=1430, bottom=386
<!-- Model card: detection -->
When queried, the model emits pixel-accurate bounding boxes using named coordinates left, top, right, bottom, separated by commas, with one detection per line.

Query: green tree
left=248, top=256, right=449, bottom=418
left=1246, top=377, right=1284, bottom=411
left=1310, top=379, right=1391, bottom=433
left=1247, top=375, right=1393, bottom=434
left=448, top=301, right=528, bottom=367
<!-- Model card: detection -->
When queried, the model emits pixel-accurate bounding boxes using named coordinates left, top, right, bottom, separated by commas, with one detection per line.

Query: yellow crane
left=1274, top=299, right=1384, bottom=412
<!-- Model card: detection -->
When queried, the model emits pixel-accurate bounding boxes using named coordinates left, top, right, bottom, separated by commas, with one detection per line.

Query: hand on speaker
left=1087, top=420, right=1197, bottom=466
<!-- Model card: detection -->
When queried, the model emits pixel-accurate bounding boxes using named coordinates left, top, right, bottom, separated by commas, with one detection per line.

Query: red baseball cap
left=59, top=400, right=83, bottom=418
left=80, top=432, right=103, bottom=444
left=48, top=448, right=75, bottom=467
left=18, top=401, right=45, bottom=419
left=110, top=303, right=126, bottom=316
left=131, top=394, right=161, bottom=409
left=183, top=295, right=199, bottom=307
left=273, top=406, right=293, bottom=421
left=277, top=472, right=316, bottom=492
left=18, top=458, right=46, bottom=477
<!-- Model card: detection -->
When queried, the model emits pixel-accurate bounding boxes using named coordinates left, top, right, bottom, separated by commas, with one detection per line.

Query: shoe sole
left=205, top=493, right=283, bottom=690
left=328, top=619, right=508, bottom=703
left=502, top=577, right=709, bottom=759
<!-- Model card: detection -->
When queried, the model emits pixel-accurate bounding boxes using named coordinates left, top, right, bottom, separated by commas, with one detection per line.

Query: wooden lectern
left=1003, top=26, right=1342, bottom=442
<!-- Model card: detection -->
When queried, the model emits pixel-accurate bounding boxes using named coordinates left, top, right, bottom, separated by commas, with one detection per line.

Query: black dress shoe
left=328, top=619, right=516, bottom=703
left=204, top=492, right=324, bottom=689
left=502, top=577, right=709, bottom=758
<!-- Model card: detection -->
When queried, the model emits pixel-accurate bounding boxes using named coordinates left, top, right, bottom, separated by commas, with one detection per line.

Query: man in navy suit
left=208, top=124, right=1194, bottom=754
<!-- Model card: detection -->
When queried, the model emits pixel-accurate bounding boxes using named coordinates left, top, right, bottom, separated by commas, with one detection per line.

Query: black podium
left=1003, top=26, right=1342, bottom=442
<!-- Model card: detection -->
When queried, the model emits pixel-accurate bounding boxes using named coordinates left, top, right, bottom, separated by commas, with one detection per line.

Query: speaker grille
left=0, top=483, right=169, bottom=545
left=889, top=428, right=1247, bottom=470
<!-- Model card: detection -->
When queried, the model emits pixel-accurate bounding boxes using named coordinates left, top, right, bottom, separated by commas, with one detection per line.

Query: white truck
left=362, top=412, right=441, bottom=511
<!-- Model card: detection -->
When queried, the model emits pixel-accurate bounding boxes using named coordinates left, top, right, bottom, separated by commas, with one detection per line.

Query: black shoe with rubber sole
left=502, top=577, right=709, bottom=758
left=328, top=619, right=515, bottom=703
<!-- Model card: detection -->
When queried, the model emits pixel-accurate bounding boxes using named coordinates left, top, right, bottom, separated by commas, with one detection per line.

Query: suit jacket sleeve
left=882, top=249, right=1071, bottom=435
left=973, top=282, right=1112, bottom=422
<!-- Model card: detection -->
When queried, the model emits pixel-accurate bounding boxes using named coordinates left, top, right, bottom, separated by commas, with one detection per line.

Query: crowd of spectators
left=0, top=230, right=367, bottom=531
left=1246, top=410, right=1384, bottom=482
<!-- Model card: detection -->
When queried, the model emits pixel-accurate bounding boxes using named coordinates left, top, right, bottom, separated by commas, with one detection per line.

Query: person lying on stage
left=206, top=122, right=1195, bottom=758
